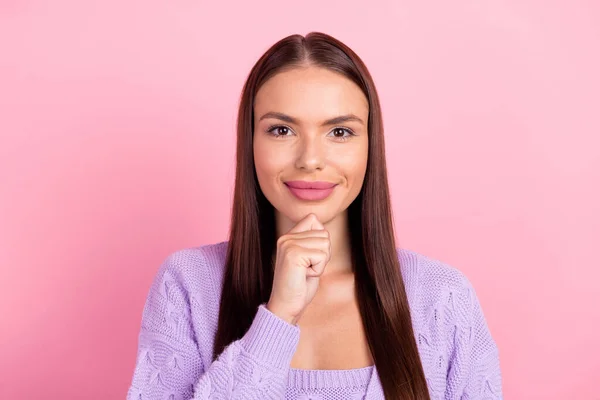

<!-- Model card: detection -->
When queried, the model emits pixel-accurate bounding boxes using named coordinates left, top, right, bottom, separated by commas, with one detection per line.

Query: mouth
left=284, top=180, right=338, bottom=201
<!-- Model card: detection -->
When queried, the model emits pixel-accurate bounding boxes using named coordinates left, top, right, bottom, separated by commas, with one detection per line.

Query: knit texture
left=126, top=241, right=502, bottom=399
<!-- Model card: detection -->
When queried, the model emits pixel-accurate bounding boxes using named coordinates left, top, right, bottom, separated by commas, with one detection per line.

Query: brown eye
left=333, top=128, right=346, bottom=137
left=276, top=126, right=289, bottom=135
left=267, top=125, right=292, bottom=137
left=328, top=127, right=354, bottom=141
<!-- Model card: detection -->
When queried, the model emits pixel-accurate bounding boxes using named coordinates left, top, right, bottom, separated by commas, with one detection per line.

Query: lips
left=284, top=180, right=338, bottom=201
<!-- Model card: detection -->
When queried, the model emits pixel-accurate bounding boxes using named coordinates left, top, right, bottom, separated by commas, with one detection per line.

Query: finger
left=279, top=229, right=329, bottom=243
left=285, top=236, right=330, bottom=253
left=305, top=250, right=329, bottom=277
left=296, top=248, right=328, bottom=277
left=310, top=216, right=325, bottom=231
left=284, top=237, right=331, bottom=276
left=288, top=213, right=325, bottom=234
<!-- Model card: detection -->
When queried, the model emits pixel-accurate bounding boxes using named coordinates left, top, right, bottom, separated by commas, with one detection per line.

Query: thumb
left=288, top=213, right=324, bottom=233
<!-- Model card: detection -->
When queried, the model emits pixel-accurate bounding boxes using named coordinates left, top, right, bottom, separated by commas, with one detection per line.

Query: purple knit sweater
left=126, top=241, right=502, bottom=399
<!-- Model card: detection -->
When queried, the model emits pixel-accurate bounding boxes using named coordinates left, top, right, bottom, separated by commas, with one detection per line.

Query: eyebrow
left=258, top=112, right=365, bottom=126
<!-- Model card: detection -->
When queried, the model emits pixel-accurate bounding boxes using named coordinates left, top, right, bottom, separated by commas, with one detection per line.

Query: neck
left=275, top=211, right=353, bottom=276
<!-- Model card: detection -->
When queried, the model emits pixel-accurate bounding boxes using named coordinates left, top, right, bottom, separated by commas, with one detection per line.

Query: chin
left=278, top=205, right=337, bottom=225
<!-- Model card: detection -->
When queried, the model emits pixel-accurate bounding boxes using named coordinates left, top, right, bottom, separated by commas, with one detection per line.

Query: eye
left=266, top=125, right=294, bottom=138
left=328, top=127, right=355, bottom=141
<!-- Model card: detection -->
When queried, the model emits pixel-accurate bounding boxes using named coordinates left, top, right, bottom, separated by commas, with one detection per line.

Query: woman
left=127, top=32, right=502, bottom=399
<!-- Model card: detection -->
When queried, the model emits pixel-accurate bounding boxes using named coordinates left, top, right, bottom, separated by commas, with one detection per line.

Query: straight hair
left=213, top=32, right=430, bottom=399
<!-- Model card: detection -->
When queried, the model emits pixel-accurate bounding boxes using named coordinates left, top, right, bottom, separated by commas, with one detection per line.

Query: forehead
left=254, top=66, right=369, bottom=122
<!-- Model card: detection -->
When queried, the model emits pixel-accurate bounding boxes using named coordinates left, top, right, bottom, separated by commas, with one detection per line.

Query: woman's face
left=253, top=65, right=369, bottom=228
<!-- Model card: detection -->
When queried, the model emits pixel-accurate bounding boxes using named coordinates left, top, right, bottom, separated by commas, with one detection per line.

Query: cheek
left=253, top=138, right=287, bottom=183
left=334, top=144, right=368, bottom=185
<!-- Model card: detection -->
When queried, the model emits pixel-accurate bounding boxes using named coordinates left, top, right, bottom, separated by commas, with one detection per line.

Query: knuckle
left=280, top=237, right=294, bottom=249
left=276, top=235, right=286, bottom=246
left=313, top=265, right=325, bottom=277
left=286, top=244, right=300, bottom=256
left=277, top=235, right=291, bottom=249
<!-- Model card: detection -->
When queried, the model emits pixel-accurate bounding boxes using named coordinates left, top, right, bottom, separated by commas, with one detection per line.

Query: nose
left=294, top=134, right=325, bottom=171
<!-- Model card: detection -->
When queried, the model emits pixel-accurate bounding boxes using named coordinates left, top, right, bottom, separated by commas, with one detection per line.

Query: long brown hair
left=213, top=32, right=430, bottom=399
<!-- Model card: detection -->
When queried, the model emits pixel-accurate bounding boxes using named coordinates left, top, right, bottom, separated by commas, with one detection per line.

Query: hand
left=266, top=213, right=331, bottom=325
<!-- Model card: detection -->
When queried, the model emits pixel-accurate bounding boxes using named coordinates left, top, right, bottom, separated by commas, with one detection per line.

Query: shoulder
left=396, top=247, right=480, bottom=328
left=397, top=247, right=475, bottom=295
left=136, top=241, right=229, bottom=372
left=149, top=241, right=229, bottom=307
left=397, top=249, right=502, bottom=396
left=155, top=241, right=228, bottom=282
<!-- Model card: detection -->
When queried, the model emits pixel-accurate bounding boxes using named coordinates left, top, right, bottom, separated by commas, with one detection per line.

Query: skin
left=253, top=65, right=369, bottom=276
left=253, top=65, right=374, bottom=370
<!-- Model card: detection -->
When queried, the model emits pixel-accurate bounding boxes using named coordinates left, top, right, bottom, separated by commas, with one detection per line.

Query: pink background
left=1, top=1, right=599, bottom=398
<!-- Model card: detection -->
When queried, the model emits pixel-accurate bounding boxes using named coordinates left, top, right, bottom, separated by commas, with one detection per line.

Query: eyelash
left=265, top=125, right=356, bottom=142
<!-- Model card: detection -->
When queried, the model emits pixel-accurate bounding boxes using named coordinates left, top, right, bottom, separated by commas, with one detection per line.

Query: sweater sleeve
left=445, top=280, right=503, bottom=400
left=126, top=254, right=300, bottom=400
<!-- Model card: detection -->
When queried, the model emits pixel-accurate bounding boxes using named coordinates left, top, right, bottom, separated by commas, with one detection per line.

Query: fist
left=266, top=213, right=331, bottom=324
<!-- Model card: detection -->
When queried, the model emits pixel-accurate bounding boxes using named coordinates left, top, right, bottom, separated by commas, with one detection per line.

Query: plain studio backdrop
left=0, top=1, right=598, bottom=399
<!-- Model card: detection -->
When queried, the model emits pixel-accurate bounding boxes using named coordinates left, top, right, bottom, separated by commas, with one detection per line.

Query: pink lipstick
left=284, top=180, right=338, bottom=201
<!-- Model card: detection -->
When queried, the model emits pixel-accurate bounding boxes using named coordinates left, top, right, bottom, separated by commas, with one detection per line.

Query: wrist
left=239, top=304, right=301, bottom=369
left=266, top=302, right=297, bottom=325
